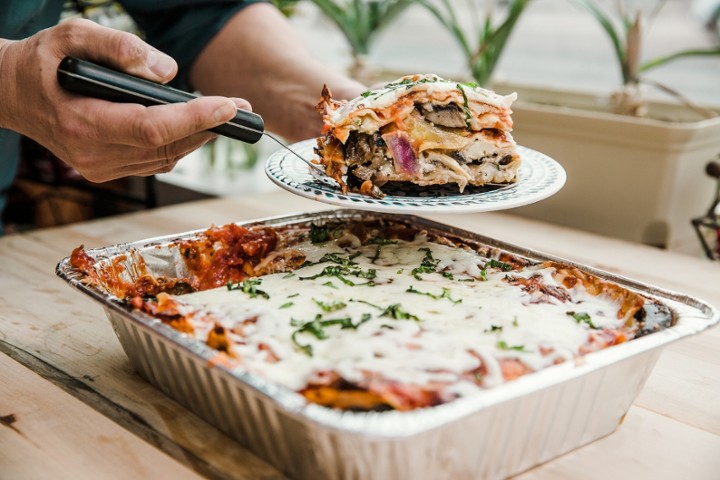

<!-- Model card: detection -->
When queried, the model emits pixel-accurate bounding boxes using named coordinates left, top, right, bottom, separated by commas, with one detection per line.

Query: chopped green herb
left=406, top=285, right=461, bottom=304
left=381, top=303, right=420, bottom=321
left=290, top=314, right=325, bottom=356
left=313, top=298, right=347, bottom=312
left=353, top=300, right=423, bottom=321
left=321, top=251, right=361, bottom=266
left=411, top=247, right=440, bottom=280
left=226, top=278, right=269, bottom=299
left=456, top=83, right=473, bottom=129
left=496, top=340, right=528, bottom=352
left=368, top=237, right=398, bottom=264
left=302, top=251, right=361, bottom=269
left=361, top=268, right=377, bottom=279
left=292, top=336, right=314, bottom=356
left=363, top=77, right=442, bottom=101
left=442, top=271, right=454, bottom=280
left=396, top=268, right=404, bottom=275
left=485, top=259, right=513, bottom=271
left=282, top=272, right=295, bottom=279
left=512, top=316, right=519, bottom=327
left=300, top=263, right=376, bottom=286
left=279, top=302, right=294, bottom=309
left=568, top=311, right=597, bottom=329
left=350, top=298, right=383, bottom=310
left=291, top=313, right=373, bottom=356
left=322, top=281, right=338, bottom=289
left=309, top=223, right=330, bottom=244
left=484, top=324, right=503, bottom=333
left=287, top=293, right=299, bottom=298
left=368, top=237, right=396, bottom=245
left=357, top=313, right=373, bottom=327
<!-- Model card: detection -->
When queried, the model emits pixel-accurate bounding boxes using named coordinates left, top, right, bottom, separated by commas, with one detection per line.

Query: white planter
left=495, top=84, right=720, bottom=255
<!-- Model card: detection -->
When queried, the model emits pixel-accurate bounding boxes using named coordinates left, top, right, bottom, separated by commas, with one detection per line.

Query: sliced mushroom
left=344, top=132, right=378, bottom=167
left=419, top=103, right=466, bottom=128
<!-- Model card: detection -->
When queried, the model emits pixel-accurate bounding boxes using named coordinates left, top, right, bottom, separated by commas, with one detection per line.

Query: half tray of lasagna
left=56, top=210, right=718, bottom=480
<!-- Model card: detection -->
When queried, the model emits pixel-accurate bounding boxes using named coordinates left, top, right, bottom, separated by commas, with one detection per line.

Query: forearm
left=189, top=3, right=366, bottom=142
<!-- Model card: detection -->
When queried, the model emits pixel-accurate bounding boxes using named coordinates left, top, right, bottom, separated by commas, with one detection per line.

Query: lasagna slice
left=315, top=74, right=520, bottom=197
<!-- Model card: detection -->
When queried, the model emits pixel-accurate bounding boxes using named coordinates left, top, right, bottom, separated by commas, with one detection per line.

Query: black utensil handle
left=57, top=56, right=264, bottom=144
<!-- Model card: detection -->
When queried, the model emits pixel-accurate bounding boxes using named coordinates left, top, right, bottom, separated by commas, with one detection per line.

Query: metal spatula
left=56, top=56, right=325, bottom=175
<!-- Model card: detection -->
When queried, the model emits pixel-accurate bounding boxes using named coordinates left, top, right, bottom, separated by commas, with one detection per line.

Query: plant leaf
left=310, top=0, right=361, bottom=54
left=640, top=47, right=720, bottom=73
left=418, top=0, right=528, bottom=85
left=572, top=0, right=629, bottom=84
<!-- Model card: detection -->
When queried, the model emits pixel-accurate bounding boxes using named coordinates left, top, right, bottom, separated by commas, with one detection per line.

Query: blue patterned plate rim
left=265, top=138, right=566, bottom=214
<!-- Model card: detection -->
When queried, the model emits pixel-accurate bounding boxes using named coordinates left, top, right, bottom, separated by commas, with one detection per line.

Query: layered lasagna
left=70, top=219, right=674, bottom=412
left=315, top=74, right=520, bottom=197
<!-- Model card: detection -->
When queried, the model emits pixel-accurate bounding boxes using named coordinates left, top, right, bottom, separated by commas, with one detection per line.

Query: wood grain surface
left=1, top=190, right=719, bottom=479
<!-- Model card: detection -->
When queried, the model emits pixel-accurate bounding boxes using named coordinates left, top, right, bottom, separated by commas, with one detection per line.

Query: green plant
left=309, top=0, right=414, bottom=76
left=573, top=0, right=720, bottom=116
left=416, top=0, right=530, bottom=86
left=270, top=0, right=301, bottom=17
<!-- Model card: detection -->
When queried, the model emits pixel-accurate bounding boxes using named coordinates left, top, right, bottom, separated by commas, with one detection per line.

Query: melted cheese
left=328, top=74, right=517, bottom=127
left=173, top=236, right=627, bottom=399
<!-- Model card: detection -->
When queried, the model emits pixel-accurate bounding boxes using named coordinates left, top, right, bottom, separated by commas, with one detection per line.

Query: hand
left=188, top=3, right=366, bottom=143
left=0, top=18, right=251, bottom=182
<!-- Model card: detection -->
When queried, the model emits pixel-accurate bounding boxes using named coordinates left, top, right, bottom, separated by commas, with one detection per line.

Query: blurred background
left=5, top=0, right=719, bottom=255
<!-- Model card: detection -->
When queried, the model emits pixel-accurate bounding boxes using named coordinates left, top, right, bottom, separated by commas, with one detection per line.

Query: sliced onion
left=381, top=131, right=418, bottom=175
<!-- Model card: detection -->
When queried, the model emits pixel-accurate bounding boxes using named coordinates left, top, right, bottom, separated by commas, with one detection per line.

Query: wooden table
left=2, top=190, right=719, bottom=479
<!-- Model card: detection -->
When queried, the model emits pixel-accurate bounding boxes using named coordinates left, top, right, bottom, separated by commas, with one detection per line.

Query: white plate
left=265, top=139, right=566, bottom=213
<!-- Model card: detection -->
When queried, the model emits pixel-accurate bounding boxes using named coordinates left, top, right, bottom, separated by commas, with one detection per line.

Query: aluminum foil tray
left=56, top=209, right=719, bottom=480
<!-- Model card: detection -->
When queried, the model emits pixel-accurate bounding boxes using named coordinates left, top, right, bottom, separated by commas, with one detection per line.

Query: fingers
left=77, top=96, right=253, bottom=180
left=117, top=156, right=182, bottom=178
left=89, top=157, right=181, bottom=182
left=53, top=92, right=253, bottom=181
left=64, top=129, right=216, bottom=182
left=72, top=147, right=188, bottom=182
left=57, top=18, right=177, bottom=83
left=72, top=95, right=239, bottom=148
left=231, top=97, right=252, bottom=112
left=117, top=130, right=216, bottom=168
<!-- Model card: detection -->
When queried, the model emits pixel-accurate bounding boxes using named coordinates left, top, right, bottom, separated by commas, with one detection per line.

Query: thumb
left=59, top=18, right=177, bottom=84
